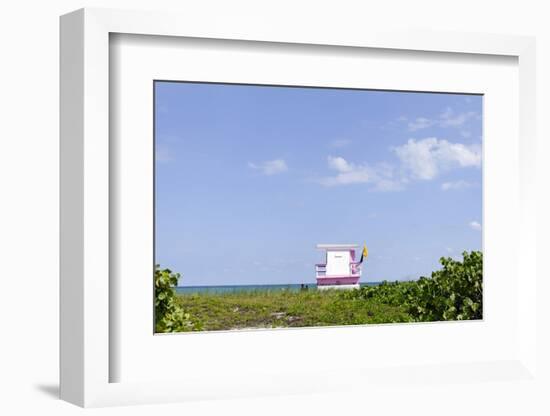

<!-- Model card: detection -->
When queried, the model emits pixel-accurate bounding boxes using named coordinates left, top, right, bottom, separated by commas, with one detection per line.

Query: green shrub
left=410, top=251, right=482, bottom=321
left=154, top=265, right=202, bottom=332
left=342, top=250, right=483, bottom=322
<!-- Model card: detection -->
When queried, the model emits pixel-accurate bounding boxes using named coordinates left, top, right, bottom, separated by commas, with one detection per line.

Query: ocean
left=174, top=282, right=382, bottom=294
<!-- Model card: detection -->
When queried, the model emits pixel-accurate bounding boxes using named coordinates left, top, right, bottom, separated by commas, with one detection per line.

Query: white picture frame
left=111, top=32, right=515, bottom=385
left=60, top=7, right=538, bottom=408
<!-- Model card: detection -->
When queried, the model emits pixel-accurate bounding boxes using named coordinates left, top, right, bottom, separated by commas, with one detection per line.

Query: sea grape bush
left=155, top=265, right=202, bottom=332
left=343, top=250, right=483, bottom=322
left=412, top=251, right=482, bottom=321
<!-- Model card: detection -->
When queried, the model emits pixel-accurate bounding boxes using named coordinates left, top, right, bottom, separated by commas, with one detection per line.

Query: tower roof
left=316, top=244, right=358, bottom=250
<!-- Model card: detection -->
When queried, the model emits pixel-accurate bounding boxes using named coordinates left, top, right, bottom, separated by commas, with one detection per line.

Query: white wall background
left=0, top=1, right=548, bottom=415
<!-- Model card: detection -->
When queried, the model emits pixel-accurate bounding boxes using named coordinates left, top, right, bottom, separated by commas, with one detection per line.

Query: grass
left=161, top=252, right=482, bottom=332
left=176, top=289, right=412, bottom=331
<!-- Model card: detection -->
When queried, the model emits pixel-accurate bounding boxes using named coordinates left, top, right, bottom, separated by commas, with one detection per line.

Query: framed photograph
left=152, top=80, right=484, bottom=333
left=60, top=8, right=538, bottom=408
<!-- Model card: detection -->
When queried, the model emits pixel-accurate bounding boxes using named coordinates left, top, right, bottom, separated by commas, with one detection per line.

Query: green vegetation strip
left=156, top=251, right=482, bottom=332
left=176, top=290, right=411, bottom=331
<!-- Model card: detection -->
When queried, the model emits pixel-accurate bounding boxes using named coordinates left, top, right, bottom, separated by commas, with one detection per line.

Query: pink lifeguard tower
left=315, top=244, right=362, bottom=290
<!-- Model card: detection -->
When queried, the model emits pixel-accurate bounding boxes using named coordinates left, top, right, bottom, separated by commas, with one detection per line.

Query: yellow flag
left=360, top=244, right=368, bottom=263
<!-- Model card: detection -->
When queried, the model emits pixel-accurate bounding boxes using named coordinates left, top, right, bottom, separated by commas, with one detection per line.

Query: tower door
left=326, top=250, right=350, bottom=276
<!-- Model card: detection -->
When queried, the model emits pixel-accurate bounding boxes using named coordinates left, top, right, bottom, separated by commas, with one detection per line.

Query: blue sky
left=155, top=82, right=482, bottom=286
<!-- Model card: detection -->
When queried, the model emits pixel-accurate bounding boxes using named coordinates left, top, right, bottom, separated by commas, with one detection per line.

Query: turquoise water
left=174, top=282, right=382, bottom=294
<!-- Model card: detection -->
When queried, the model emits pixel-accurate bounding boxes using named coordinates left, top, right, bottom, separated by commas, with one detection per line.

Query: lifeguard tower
left=315, top=244, right=362, bottom=290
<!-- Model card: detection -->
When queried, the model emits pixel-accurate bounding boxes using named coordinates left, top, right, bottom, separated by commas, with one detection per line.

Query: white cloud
left=393, top=137, right=481, bottom=180
left=469, top=221, right=482, bottom=231
left=320, top=156, right=371, bottom=186
left=441, top=180, right=475, bottom=191
left=319, top=156, right=402, bottom=190
left=439, top=107, right=478, bottom=127
left=408, top=117, right=435, bottom=131
left=316, top=135, right=480, bottom=191
left=327, top=156, right=353, bottom=172
left=329, top=138, right=352, bottom=148
left=405, top=107, right=480, bottom=132
left=248, top=159, right=288, bottom=175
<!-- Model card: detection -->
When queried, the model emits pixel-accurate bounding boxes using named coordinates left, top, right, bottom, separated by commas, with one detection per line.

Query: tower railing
left=315, top=263, right=361, bottom=278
